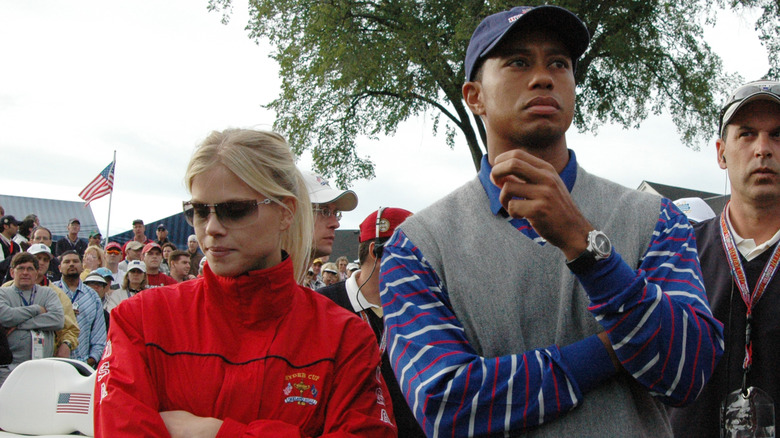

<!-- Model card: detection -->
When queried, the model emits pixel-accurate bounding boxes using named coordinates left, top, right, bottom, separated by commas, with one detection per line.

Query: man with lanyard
left=318, top=207, right=424, bottom=438
left=669, top=80, right=780, bottom=436
left=379, top=5, right=724, bottom=436
left=1, top=243, right=80, bottom=359
left=0, top=252, right=64, bottom=387
left=55, top=250, right=106, bottom=369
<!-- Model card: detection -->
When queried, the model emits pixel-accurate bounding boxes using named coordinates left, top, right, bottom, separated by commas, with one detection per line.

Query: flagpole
left=104, top=151, right=116, bottom=244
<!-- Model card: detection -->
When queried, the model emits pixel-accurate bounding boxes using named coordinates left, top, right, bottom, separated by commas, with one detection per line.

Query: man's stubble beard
left=512, top=126, right=564, bottom=151
left=63, top=272, right=80, bottom=282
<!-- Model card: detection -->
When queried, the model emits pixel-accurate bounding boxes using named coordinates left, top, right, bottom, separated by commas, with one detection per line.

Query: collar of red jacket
left=202, top=253, right=296, bottom=326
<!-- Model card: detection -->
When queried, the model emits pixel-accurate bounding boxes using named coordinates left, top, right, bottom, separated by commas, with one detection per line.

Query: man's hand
left=55, top=343, right=71, bottom=358
left=38, top=305, right=47, bottom=314
left=86, top=357, right=97, bottom=368
left=160, top=410, right=223, bottom=438
left=490, top=149, right=592, bottom=260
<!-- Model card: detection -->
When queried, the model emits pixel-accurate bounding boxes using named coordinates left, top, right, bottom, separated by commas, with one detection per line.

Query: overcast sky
left=0, top=1, right=771, bottom=234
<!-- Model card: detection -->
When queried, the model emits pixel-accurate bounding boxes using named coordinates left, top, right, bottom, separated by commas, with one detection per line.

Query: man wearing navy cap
left=669, top=80, right=780, bottom=436
left=155, top=223, right=171, bottom=246
left=379, top=5, right=723, bottom=436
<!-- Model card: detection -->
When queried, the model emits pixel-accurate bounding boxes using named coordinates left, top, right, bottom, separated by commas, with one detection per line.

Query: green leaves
left=211, top=0, right=778, bottom=186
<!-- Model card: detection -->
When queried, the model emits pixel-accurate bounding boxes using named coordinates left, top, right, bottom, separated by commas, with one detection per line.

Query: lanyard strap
left=17, top=285, right=36, bottom=307
left=719, top=202, right=780, bottom=373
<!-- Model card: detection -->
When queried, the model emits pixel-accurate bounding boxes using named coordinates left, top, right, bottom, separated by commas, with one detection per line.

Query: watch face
left=591, top=232, right=612, bottom=258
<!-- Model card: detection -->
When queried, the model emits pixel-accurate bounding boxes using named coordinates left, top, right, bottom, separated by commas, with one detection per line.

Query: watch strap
left=566, top=249, right=598, bottom=274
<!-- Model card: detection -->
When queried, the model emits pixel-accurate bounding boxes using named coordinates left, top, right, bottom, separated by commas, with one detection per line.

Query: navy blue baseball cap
left=465, top=5, right=590, bottom=82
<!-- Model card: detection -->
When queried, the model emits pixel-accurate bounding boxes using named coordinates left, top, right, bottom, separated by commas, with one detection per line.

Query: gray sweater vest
left=400, top=166, right=671, bottom=437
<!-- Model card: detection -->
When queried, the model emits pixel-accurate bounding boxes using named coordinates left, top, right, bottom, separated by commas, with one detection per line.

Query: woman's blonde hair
left=84, top=246, right=107, bottom=268
left=184, top=129, right=313, bottom=282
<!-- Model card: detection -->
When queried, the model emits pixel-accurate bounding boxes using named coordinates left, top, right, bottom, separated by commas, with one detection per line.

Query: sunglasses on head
left=183, top=199, right=272, bottom=229
left=727, top=83, right=780, bottom=102
left=720, top=82, right=780, bottom=134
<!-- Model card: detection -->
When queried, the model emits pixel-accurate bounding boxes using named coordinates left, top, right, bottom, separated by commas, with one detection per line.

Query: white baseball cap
left=302, top=171, right=358, bottom=212
left=83, top=273, right=108, bottom=285
left=674, top=197, right=716, bottom=224
left=26, top=243, right=52, bottom=258
left=126, top=260, right=147, bottom=273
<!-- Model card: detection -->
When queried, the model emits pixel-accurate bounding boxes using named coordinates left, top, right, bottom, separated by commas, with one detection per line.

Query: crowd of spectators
left=0, top=211, right=207, bottom=387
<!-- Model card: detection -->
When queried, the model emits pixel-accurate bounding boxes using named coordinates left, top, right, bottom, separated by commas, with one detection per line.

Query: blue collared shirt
left=55, top=279, right=106, bottom=363
left=477, top=150, right=577, bottom=244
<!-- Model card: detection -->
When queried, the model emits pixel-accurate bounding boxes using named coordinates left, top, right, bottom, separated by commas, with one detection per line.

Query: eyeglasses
left=183, top=199, right=272, bottom=229
left=720, top=82, right=780, bottom=135
left=106, top=249, right=121, bottom=255
left=313, top=206, right=342, bottom=220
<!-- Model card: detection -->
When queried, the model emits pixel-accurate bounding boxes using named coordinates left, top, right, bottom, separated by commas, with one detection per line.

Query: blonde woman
left=95, top=129, right=396, bottom=437
left=80, top=245, right=107, bottom=280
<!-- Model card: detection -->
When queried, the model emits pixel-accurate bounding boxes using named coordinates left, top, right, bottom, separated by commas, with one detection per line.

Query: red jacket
left=94, top=257, right=397, bottom=437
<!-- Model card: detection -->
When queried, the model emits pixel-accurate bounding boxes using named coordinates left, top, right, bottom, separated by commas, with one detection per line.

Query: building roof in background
left=637, top=181, right=729, bottom=216
left=0, top=194, right=98, bottom=239
left=637, top=181, right=721, bottom=201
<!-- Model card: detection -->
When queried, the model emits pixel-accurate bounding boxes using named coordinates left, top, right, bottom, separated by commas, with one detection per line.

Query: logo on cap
left=508, top=7, right=531, bottom=22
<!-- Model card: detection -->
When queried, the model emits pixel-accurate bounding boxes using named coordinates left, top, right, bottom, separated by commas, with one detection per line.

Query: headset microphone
left=356, top=206, right=387, bottom=313
left=373, top=206, right=387, bottom=258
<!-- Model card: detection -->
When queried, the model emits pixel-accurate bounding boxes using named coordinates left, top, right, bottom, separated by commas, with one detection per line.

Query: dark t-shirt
left=669, top=217, right=780, bottom=437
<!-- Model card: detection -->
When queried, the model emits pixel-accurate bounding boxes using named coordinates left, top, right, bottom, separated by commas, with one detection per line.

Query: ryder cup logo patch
left=283, top=372, right=321, bottom=406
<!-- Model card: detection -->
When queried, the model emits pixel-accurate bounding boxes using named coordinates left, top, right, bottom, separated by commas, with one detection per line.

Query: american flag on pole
left=56, top=392, right=92, bottom=414
left=78, top=161, right=115, bottom=206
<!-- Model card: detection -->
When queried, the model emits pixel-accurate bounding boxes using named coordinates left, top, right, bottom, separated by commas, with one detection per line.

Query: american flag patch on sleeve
left=56, top=392, right=91, bottom=414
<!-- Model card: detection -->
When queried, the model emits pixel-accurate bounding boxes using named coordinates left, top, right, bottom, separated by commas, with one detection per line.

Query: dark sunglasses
left=183, top=199, right=272, bottom=229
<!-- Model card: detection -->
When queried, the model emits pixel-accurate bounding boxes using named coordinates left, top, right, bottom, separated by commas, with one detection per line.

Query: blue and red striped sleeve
left=578, top=198, right=724, bottom=406
left=379, top=230, right=617, bottom=436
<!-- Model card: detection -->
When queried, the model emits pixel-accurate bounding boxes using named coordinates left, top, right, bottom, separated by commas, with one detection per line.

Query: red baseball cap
left=105, top=242, right=122, bottom=252
left=142, top=242, right=162, bottom=256
left=359, top=208, right=413, bottom=243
